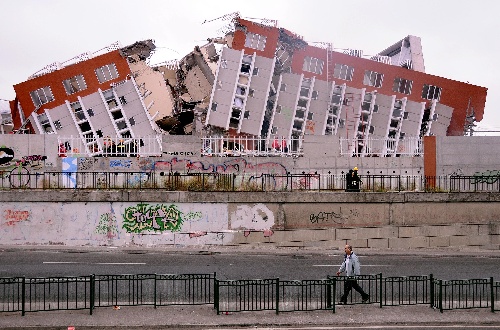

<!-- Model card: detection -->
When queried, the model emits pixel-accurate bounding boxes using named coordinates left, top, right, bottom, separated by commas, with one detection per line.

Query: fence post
left=439, top=279, right=443, bottom=313
left=275, top=278, right=280, bottom=315
left=333, top=277, right=336, bottom=313
left=154, top=274, right=157, bottom=309
left=491, top=277, right=495, bottom=313
left=90, top=274, right=95, bottom=315
left=21, top=277, right=25, bottom=316
left=214, top=279, right=219, bottom=315
left=326, top=278, right=332, bottom=310
left=379, top=273, right=383, bottom=308
left=429, top=274, right=434, bottom=308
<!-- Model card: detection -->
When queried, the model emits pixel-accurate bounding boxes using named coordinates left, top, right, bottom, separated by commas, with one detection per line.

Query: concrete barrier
left=0, top=191, right=498, bottom=250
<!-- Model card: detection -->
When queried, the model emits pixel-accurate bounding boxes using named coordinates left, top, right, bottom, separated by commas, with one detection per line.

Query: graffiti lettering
left=95, top=212, right=118, bottom=239
left=163, top=151, right=195, bottom=156
left=472, top=170, right=500, bottom=184
left=231, top=204, right=274, bottom=235
left=4, top=209, right=30, bottom=225
left=122, top=203, right=202, bottom=233
left=309, top=208, right=359, bottom=224
left=110, top=160, right=132, bottom=168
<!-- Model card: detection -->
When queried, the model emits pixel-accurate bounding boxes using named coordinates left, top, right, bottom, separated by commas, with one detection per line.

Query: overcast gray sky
left=1, top=0, right=498, bottom=133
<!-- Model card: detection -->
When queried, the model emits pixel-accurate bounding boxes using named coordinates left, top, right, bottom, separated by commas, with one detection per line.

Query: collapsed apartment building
left=6, top=14, right=487, bottom=158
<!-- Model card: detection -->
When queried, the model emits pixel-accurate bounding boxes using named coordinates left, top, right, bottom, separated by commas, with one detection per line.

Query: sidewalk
left=1, top=303, right=499, bottom=329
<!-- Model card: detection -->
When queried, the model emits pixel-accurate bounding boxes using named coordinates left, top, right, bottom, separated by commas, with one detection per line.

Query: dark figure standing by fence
left=336, top=244, right=370, bottom=304
left=345, top=167, right=361, bottom=192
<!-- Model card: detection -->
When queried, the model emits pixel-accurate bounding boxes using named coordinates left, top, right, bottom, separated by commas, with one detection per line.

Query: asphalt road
left=0, top=247, right=499, bottom=281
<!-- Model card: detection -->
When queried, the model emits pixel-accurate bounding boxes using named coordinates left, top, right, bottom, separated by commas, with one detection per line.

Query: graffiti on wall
left=110, top=160, right=132, bottom=168
left=62, top=158, right=78, bottom=188
left=0, top=146, right=48, bottom=188
left=78, top=158, right=99, bottom=171
left=0, top=147, right=15, bottom=165
left=472, top=170, right=500, bottom=184
left=95, top=212, right=119, bottom=239
left=4, top=209, right=30, bottom=226
left=122, top=203, right=202, bottom=233
left=154, top=157, right=287, bottom=175
left=230, top=203, right=274, bottom=237
left=309, top=207, right=360, bottom=225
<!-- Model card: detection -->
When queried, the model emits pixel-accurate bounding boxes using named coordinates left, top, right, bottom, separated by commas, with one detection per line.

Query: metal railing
left=57, top=135, right=162, bottom=157
left=1, top=273, right=498, bottom=316
left=201, top=135, right=303, bottom=157
left=340, top=137, right=423, bottom=157
left=3, top=171, right=500, bottom=192
left=433, top=277, right=496, bottom=313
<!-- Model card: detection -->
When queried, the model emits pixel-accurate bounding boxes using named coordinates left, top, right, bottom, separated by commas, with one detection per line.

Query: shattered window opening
left=252, top=67, right=259, bottom=76
left=303, top=56, right=324, bottom=75
left=333, top=64, right=354, bottom=81
left=211, top=103, right=218, bottom=112
left=63, top=74, right=87, bottom=95
left=422, top=84, right=442, bottom=101
left=95, top=63, right=119, bottom=83
left=244, top=32, right=267, bottom=51
left=363, top=70, right=383, bottom=88
left=54, top=120, right=62, bottom=131
left=393, top=77, right=413, bottom=95
left=30, top=86, right=54, bottom=107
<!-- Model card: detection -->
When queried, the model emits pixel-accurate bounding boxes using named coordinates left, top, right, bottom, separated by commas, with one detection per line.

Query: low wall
left=0, top=191, right=499, bottom=250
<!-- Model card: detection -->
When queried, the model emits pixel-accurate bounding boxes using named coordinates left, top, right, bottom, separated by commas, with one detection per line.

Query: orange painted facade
left=12, top=51, right=131, bottom=131
left=233, top=18, right=487, bottom=136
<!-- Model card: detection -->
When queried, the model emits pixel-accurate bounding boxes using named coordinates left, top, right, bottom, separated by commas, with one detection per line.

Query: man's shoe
left=362, top=295, right=370, bottom=303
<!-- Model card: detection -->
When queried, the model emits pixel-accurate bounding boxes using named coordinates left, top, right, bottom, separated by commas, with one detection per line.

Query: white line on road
left=313, top=264, right=390, bottom=267
left=43, top=262, right=146, bottom=265
left=96, top=263, right=146, bottom=265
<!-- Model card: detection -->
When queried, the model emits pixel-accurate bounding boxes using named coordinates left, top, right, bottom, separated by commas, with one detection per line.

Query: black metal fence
left=2, top=171, right=500, bottom=192
left=2, top=273, right=498, bottom=316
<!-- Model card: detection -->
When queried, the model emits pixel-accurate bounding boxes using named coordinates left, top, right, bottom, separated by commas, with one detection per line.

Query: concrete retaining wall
left=1, top=191, right=498, bottom=250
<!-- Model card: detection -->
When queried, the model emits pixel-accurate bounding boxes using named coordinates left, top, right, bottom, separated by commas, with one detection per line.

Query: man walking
left=336, top=244, right=370, bottom=304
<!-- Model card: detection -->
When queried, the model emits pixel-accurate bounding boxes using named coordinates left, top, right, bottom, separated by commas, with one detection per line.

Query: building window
left=311, top=90, right=319, bottom=100
left=303, top=56, right=324, bottom=75
left=252, top=67, right=259, bottom=76
left=307, top=112, right=313, bottom=120
left=38, top=113, right=53, bottom=133
left=211, top=103, right=217, bottom=112
left=333, top=64, right=354, bottom=81
left=119, top=96, right=127, bottom=104
left=95, top=63, right=118, bottom=83
left=244, top=32, right=267, bottom=51
left=63, top=75, right=87, bottom=95
left=30, top=86, right=54, bottom=107
left=276, top=105, right=282, bottom=114
left=271, top=126, right=277, bottom=134
left=363, top=70, right=383, bottom=87
left=393, top=77, right=413, bottom=95
left=54, top=120, right=62, bottom=131
left=244, top=111, right=250, bottom=119
left=280, top=83, right=287, bottom=92
left=248, top=89, right=255, bottom=97
left=422, top=84, right=442, bottom=101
